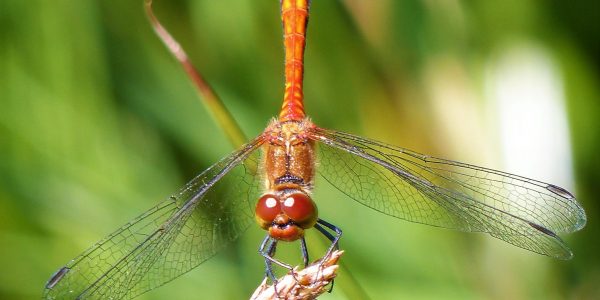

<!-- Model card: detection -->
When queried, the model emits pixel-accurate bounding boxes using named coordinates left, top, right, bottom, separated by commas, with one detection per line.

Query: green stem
left=145, top=0, right=247, bottom=149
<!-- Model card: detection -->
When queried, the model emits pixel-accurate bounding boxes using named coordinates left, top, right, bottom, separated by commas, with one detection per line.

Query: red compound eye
left=255, top=194, right=281, bottom=228
left=281, top=193, right=317, bottom=228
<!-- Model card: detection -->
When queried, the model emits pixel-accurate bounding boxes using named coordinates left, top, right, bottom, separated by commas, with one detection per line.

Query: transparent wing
left=43, top=138, right=264, bottom=299
left=310, top=127, right=586, bottom=259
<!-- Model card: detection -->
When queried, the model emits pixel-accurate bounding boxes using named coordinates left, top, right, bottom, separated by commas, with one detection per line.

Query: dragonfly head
left=255, top=192, right=318, bottom=242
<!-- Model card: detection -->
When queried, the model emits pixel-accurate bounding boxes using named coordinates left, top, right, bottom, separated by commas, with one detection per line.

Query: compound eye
left=281, top=193, right=317, bottom=226
left=255, top=194, right=281, bottom=223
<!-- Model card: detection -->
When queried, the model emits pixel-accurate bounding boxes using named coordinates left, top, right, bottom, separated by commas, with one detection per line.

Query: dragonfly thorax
left=262, top=119, right=317, bottom=192
left=255, top=191, right=318, bottom=242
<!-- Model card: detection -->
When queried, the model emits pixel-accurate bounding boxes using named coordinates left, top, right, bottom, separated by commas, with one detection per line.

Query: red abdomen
left=278, top=0, right=309, bottom=122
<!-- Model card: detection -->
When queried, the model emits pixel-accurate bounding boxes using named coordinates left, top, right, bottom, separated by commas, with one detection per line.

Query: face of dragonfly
left=43, top=118, right=586, bottom=299
left=255, top=192, right=318, bottom=242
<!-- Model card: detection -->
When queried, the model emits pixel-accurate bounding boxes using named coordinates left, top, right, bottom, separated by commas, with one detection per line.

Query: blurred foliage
left=1, top=0, right=599, bottom=299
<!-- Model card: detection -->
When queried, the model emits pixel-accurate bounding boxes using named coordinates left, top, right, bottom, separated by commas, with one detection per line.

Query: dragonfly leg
left=258, top=234, right=303, bottom=298
left=259, top=238, right=295, bottom=269
left=300, top=236, right=309, bottom=268
left=258, top=234, right=298, bottom=275
left=258, top=235, right=278, bottom=283
left=313, top=218, right=342, bottom=293
left=314, top=218, right=342, bottom=259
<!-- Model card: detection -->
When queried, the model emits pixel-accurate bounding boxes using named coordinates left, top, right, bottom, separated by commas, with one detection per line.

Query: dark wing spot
left=528, top=221, right=558, bottom=238
left=546, top=184, right=575, bottom=199
left=45, top=267, right=70, bottom=289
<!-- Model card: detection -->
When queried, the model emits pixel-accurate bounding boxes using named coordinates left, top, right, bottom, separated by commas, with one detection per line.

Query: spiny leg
left=313, top=218, right=343, bottom=293
left=258, top=235, right=284, bottom=298
left=314, top=218, right=343, bottom=259
left=259, top=235, right=278, bottom=283
left=300, top=236, right=309, bottom=268
left=258, top=235, right=304, bottom=298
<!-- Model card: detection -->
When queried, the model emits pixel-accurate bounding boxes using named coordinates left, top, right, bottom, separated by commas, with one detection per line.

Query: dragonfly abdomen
left=279, top=0, right=310, bottom=122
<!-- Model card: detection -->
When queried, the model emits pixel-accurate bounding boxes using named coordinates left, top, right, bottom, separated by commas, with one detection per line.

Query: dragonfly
left=43, top=0, right=587, bottom=299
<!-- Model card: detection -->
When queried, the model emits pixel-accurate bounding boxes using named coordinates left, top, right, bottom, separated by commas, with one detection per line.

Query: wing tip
left=544, top=184, right=587, bottom=232
left=557, top=250, right=574, bottom=260
left=526, top=221, right=577, bottom=260
left=573, top=211, right=587, bottom=232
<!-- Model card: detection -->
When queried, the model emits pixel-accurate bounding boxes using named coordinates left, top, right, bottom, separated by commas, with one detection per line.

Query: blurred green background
left=1, top=0, right=599, bottom=299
